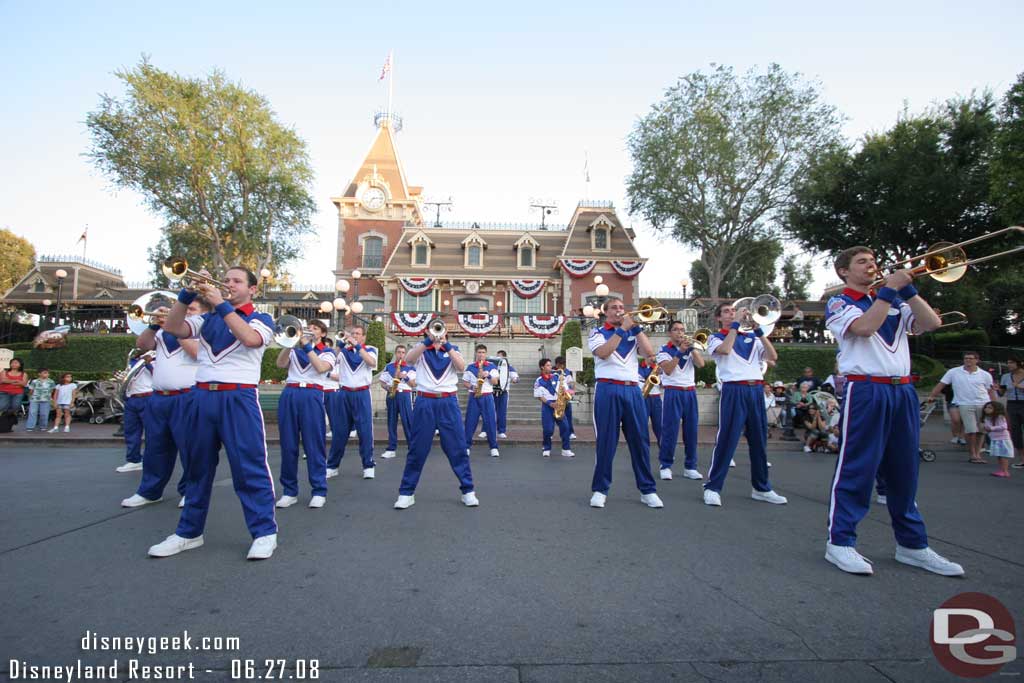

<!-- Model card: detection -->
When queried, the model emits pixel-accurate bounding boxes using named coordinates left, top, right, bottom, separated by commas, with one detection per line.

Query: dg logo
left=931, top=592, right=1016, bottom=677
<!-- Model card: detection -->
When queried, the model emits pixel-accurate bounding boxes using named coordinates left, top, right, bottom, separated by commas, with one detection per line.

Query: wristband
left=442, top=342, right=453, bottom=353
left=753, top=327, right=765, bottom=338
left=876, top=287, right=898, bottom=303
left=629, top=325, right=642, bottom=337
left=301, top=343, right=314, bottom=354
left=613, top=328, right=629, bottom=339
left=422, top=337, right=433, bottom=348
left=897, top=284, right=918, bottom=300
left=215, top=302, right=235, bottom=317
left=177, top=289, right=197, bottom=305
left=730, top=321, right=741, bottom=331
left=148, top=324, right=161, bottom=331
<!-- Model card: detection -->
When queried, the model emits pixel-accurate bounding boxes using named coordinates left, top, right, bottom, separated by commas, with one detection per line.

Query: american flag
left=379, top=53, right=391, bottom=81
left=76, top=226, right=88, bottom=244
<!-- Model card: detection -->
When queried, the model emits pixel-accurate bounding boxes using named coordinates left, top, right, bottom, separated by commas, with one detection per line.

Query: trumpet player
left=148, top=267, right=279, bottom=561
left=638, top=358, right=663, bottom=448
left=533, top=358, right=573, bottom=457
left=326, top=325, right=379, bottom=480
left=120, top=298, right=207, bottom=508
left=463, top=344, right=500, bottom=458
left=823, top=247, right=962, bottom=577
left=378, top=344, right=416, bottom=458
left=656, top=321, right=705, bottom=481
left=587, top=297, right=663, bottom=509
left=394, top=326, right=479, bottom=509
left=275, top=319, right=335, bottom=510
left=115, top=350, right=154, bottom=474
left=703, top=302, right=786, bottom=508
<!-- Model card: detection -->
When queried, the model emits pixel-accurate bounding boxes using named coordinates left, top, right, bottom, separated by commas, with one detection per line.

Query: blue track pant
left=326, top=389, right=374, bottom=469
left=541, top=403, right=571, bottom=451
left=827, top=381, right=928, bottom=549
left=464, top=394, right=498, bottom=450
left=278, top=386, right=327, bottom=497
left=645, top=394, right=663, bottom=447
left=495, top=391, right=509, bottom=434
left=137, top=392, right=191, bottom=501
left=705, top=383, right=771, bottom=494
left=386, top=392, right=414, bottom=451
left=591, top=381, right=656, bottom=495
left=123, top=395, right=148, bottom=463
left=659, top=387, right=699, bottom=470
left=399, top=395, right=474, bottom=495
left=177, top=387, right=276, bottom=540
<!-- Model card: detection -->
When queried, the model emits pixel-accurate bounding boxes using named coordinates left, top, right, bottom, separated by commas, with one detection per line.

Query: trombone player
left=656, top=321, right=706, bottom=481
left=326, top=325, right=379, bottom=480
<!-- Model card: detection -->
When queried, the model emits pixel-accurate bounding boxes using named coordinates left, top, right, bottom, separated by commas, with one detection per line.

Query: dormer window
left=519, top=248, right=533, bottom=267
left=407, top=230, right=435, bottom=267
left=514, top=233, right=539, bottom=270
left=414, top=244, right=428, bottom=265
left=589, top=216, right=613, bottom=251
left=461, top=232, right=487, bottom=269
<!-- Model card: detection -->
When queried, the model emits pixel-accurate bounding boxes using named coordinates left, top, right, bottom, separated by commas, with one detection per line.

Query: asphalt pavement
left=0, top=442, right=1021, bottom=682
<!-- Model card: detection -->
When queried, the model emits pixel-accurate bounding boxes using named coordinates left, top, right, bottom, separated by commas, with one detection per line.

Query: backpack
left=0, top=412, right=17, bottom=433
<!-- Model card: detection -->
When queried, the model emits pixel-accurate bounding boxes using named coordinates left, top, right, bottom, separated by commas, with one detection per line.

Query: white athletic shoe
left=466, top=448, right=471, bottom=456
left=875, top=494, right=888, bottom=505
left=751, top=489, right=788, bottom=505
left=308, top=496, right=326, bottom=509
left=178, top=496, right=185, bottom=508
left=682, top=469, right=703, bottom=480
left=461, top=491, right=480, bottom=507
left=490, top=448, right=500, bottom=457
left=349, top=430, right=357, bottom=438
left=542, top=450, right=551, bottom=457
left=325, top=468, right=339, bottom=479
left=825, top=542, right=874, bottom=575
left=381, top=450, right=396, bottom=459
left=949, top=437, right=960, bottom=444
left=804, top=445, right=812, bottom=453
left=569, top=433, right=577, bottom=440
left=479, top=431, right=487, bottom=438
left=894, top=546, right=965, bottom=576
left=325, top=431, right=332, bottom=438
left=121, top=494, right=160, bottom=508
left=498, top=433, right=508, bottom=439
left=247, top=534, right=277, bottom=560
left=589, top=492, right=606, bottom=508
left=767, top=462, right=772, bottom=468
left=560, top=449, right=575, bottom=458
left=703, top=489, right=722, bottom=506
left=48, top=426, right=59, bottom=433
left=148, top=534, right=203, bottom=558
left=275, top=495, right=298, bottom=509
left=660, top=468, right=673, bottom=480
left=640, top=493, right=664, bottom=508
left=362, top=467, right=375, bottom=480
left=394, top=495, right=415, bottom=509
left=63, top=425, right=70, bottom=432
left=115, top=462, right=143, bottom=473
left=729, top=459, right=736, bottom=468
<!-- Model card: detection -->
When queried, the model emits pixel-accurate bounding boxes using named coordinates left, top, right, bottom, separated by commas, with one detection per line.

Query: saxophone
left=553, top=371, right=569, bottom=420
left=641, top=363, right=661, bottom=399
left=474, top=361, right=486, bottom=398
left=388, top=362, right=403, bottom=399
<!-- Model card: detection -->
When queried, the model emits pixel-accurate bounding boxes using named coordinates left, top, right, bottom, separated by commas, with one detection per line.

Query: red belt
left=725, top=380, right=764, bottom=386
left=196, top=382, right=257, bottom=391
left=597, top=379, right=638, bottom=386
left=417, top=391, right=457, bottom=398
left=286, top=382, right=323, bottom=390
left=342, top=385, right=369, bottom=392
left=155, top=389, right=190, bottom=396
left=664, top=385, right=696, bottom=392
left=128, top=392, right=152, bottom=398
left=322, top=388, right=338, bottom=393
left=845, top=375, right=914, bottom=385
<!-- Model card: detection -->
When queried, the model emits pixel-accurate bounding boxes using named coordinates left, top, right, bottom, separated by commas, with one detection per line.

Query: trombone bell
left=627, top=298, right=668, bottom=323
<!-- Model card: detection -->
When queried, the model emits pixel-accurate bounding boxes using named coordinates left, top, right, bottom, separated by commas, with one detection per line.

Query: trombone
left=936, top=311, right=968, bottom=330
left=622, top=298, right=670, bottom=324
left=162, top=256, right=231, bottom=295
left=869, top=225, right=1024, bottom=287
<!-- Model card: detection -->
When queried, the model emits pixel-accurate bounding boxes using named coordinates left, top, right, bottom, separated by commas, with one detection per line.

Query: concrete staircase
left=457, top=371, right=583, bottom=425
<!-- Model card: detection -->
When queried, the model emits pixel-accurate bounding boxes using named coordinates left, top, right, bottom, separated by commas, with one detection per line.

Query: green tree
left=86, top=58, right=316, bottom=285
left=626, top=63, right=842, bottom=299
left=780, top=254, right=812, bottom=300
left=560, top=319, right=582, bottom=359
left=991, top=72, right=1024, bottom=225
left=688, top=237, right=783, bottom=299
left=0, top=229, right=36, bottom=293
left=365, top=319, right=386, bottom=369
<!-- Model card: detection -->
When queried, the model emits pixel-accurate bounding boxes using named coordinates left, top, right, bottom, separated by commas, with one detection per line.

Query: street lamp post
left=260, top=268, right=272, bottom=303
left=54, top=269, right=68, bottom=327
left=335, top=278, right=351, bottom=331
left=680, top=278, right=689, bottom=304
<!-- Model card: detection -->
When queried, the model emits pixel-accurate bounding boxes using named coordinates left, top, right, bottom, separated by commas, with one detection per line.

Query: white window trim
left=399, top=289, right=437, bottom=312
left=358, top=231, right=388, bottom=270
left=509, top=291, right=547, bottom=314
left=411, top=240, right=431, bottom=267
left=591, top=225, right=611, bottom=251
left=455, top=295, right=494, bottom=312
left=465, top=243, right=484, bottom=269
left=517, top=245, right=536, bottom=270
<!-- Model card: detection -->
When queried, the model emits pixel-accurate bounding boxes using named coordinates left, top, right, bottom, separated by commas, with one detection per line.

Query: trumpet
left=622, top=298, right=669, bottom=324
left=732, top=294, right=781, bottom=332
left=868, top=226, right=1024, bottom=287
left=273, top=315, right=310, bottom=348
left=162, top=256, right=231, bottom=295
left=126, top=291, right=176, bottom=335
left=427, top=318, right=447, bottom=340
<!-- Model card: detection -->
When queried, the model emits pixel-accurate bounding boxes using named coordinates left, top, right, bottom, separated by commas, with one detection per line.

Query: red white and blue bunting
left=509, top=279, right=546, bottom=299
left=559, top=259, right=597, bottom=278
left=391, top=312, right=435, bottom=336
left=609, top=260, right=645, bottom=278
left=399, top=277, right=436, bottom=296
left=457, top=313, right=500, bottom=337
left=522, top=315, right=566, bottom=339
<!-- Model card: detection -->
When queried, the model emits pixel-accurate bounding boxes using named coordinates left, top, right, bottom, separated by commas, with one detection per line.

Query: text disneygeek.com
left=8, top=631, right=320, bottom=680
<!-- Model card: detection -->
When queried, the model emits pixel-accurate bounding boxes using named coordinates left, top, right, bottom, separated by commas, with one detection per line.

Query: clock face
left=362, top=187, right=386, bottom=211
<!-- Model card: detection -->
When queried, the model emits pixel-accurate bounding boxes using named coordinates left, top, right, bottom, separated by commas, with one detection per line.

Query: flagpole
left=387, top=50, right=394, bottom=119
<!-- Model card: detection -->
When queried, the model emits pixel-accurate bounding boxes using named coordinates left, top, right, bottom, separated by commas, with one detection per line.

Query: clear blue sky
left=2, top=0, right=1020, bottom=295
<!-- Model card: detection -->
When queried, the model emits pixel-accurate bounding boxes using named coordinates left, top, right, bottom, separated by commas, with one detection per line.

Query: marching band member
left=553, top=356, right=577, bottom=440
left=121, top=298, right=206, bottom=507
left=493, top=349, right=517, bottom=439
left=703, top=303, right=786, bottom=507
left=326, top=325, right=378, bottom=480
left=656, top=321, right=705, bottom=480
left=379, top=344, right=416, bottom=458
left=463, top=344, right=500, bottom=457
left=394, top=328, right=478, bottom=509
left=533, top=358, right=574, bottom=457
left=114, top=350, right=154, bottom=473
left=321, top=337, right=339, bottom=438
left=148, top=267, right=278, bottom=560
left=824, top=246, right=963, bottom=576
left=275, top=319, right=334, bottom=509
left=587, top=297, right=663, bottom=509
left=638, top=358, right=663, bottom=448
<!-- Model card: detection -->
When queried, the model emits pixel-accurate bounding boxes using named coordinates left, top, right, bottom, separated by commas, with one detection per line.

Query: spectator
left=790, top=304, right=805, bottom=343
left=982, top=401, right=1013, bottom=478
left=764, top=384, right=780, bottom=437
left=790, top=383, right=813, bottom=428
left=24, top=368, right=56, bottom=432
left=998, top=356, right=1024, bottom=469
left=48, top=372, right=78, bottom=433
left=925, top=351, right=998, bottom=464
left=0, top=357, right=28, bottom=414
left=802, top=404, right=829, bottom=453
left=794, top=366, right=821, bottom=392
left=826, top=425, right=841, bottom=453
left=824, top=362, right=847, bottom=400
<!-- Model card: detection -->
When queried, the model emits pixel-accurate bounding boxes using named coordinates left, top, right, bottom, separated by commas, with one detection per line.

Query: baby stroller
left=73, top=380, right=125, bottom=425
left=918, top=401, right=938, bottom=462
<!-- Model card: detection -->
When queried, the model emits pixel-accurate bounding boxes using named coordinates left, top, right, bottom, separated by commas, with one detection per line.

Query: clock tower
left=331, top=113, right=424, bottom=307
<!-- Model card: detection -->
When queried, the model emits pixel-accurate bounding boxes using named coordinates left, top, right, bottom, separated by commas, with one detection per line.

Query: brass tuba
left=114, top=348, right=156, bottom=402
